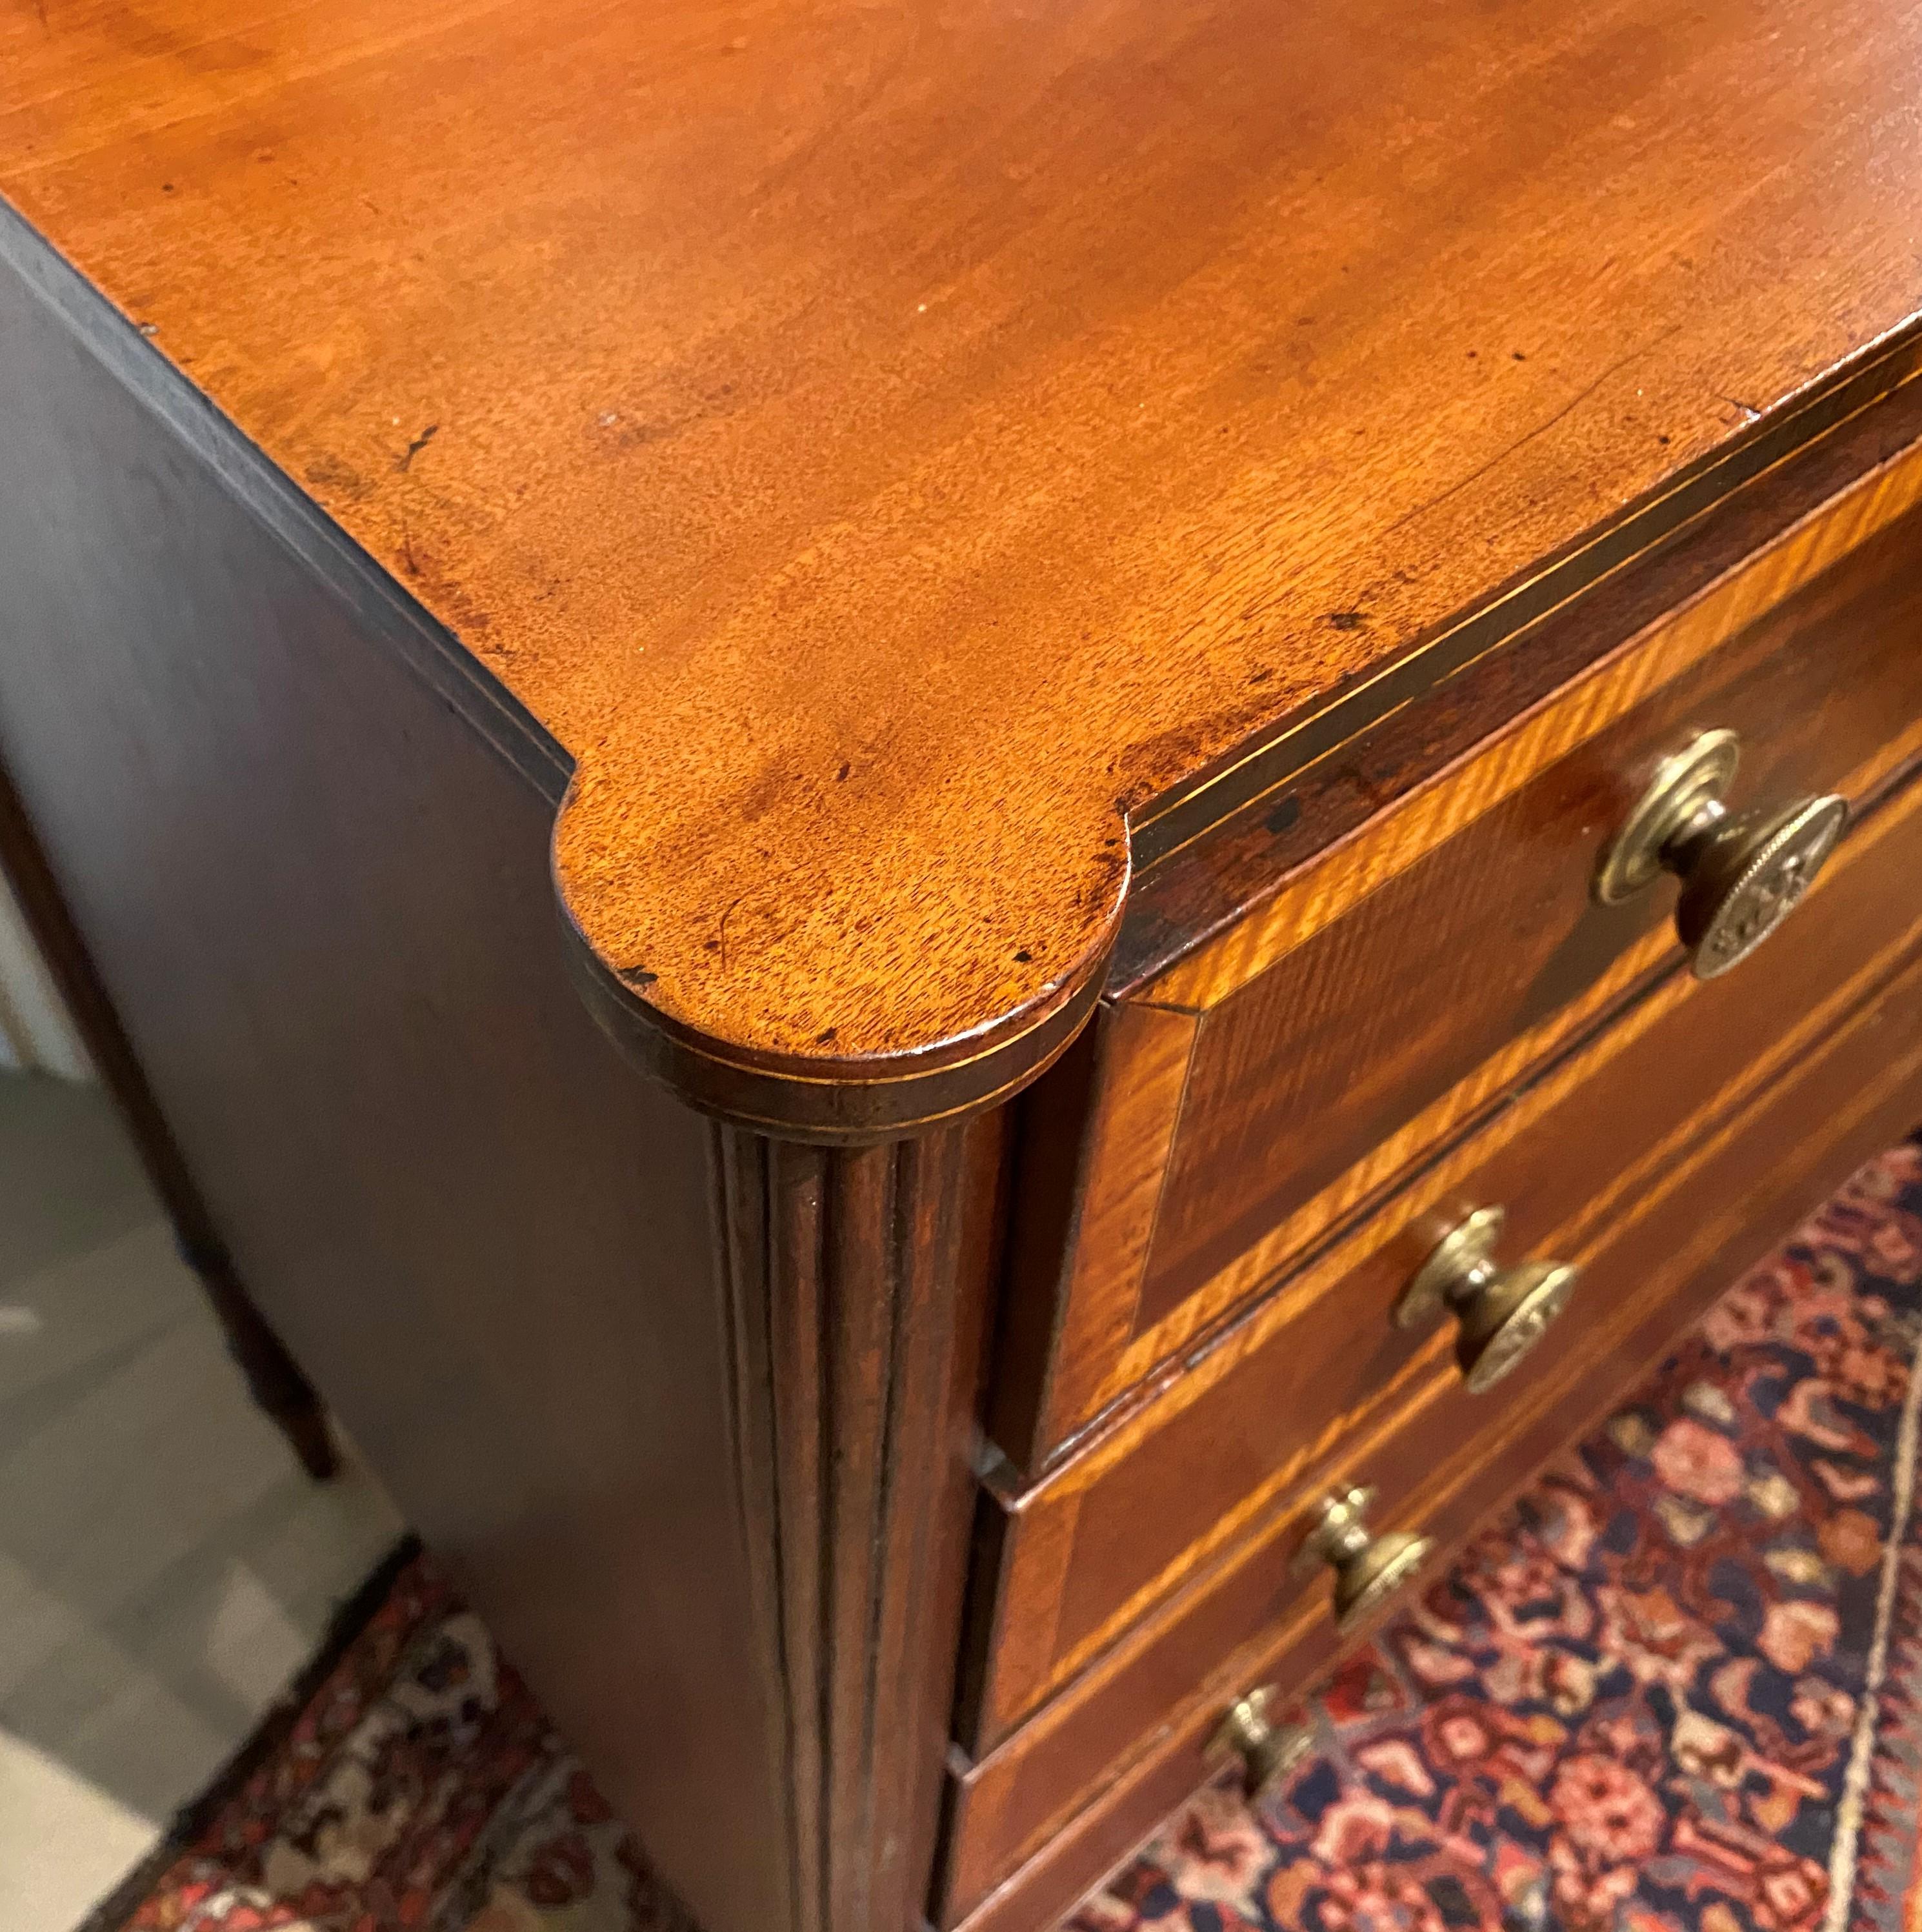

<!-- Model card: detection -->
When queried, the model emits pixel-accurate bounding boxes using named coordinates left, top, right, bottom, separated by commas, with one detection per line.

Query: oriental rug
left=85, top=1142, right=1922, bottom=1932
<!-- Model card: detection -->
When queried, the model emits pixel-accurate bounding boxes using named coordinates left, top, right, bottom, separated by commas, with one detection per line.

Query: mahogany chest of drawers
left=5, top=4, right=1922, bottom=1929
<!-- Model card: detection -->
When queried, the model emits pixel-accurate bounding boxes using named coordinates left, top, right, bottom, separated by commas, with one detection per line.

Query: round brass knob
left=1394, top=1205, right=1579, bottom=1392
left=1593, top=728, right=1846, bottom=980
left=1205, top=1685, right=1315, bottom=1797
left=1291, top=1486, right=1436, bottom=1632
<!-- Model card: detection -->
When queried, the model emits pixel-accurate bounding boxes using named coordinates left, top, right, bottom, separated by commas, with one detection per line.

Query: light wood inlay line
left=1148, top=436, right=1922, bottom=1012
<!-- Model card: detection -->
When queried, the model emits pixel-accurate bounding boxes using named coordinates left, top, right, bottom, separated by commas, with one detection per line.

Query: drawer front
left=965, top=767, right=1922, bottom=1751
left=995, top=436, right=1922, bottom=1469
left=942, top=940, right=1922, bottom=1931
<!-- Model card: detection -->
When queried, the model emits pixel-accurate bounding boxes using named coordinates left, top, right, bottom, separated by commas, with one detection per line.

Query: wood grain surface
left=962, top=761, right=1922, bottom=1747
left=941, top=933, right=1922, bottom=1929
left=6, top=0, right=1922, bottom=1098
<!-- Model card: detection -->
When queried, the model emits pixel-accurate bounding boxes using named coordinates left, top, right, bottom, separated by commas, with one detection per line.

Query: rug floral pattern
left=97, top=1557, right=692, bottom=1932
left=96, top=1143, right=1922, bottom=1932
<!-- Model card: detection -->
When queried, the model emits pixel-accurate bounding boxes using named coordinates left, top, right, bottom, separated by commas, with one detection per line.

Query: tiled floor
left=0, top=1072, right=403, bottom=1932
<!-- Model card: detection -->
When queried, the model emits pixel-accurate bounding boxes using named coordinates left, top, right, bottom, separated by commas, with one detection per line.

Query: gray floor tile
left=0, top=1072, right=405, bottom=1931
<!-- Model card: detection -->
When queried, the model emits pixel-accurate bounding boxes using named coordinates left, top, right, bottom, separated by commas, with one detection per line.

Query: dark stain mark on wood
left=396, top=423, right=440, bottom=472
left=1263, top=794, right=1302, bottom=836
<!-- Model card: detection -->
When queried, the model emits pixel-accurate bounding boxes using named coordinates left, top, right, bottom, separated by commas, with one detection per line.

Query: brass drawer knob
left=1292, top=1485, right=1436, bottom=1632
left=1394, top=1205, right=1579, bottom=1392
left=1205, top=1685, right=1315, bottom=1796
left=1593, top=727, right=1846, bottom=979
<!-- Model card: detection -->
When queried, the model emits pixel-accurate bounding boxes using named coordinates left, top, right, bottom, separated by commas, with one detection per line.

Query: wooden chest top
left=6, top=0, right=1922, bottom=1114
